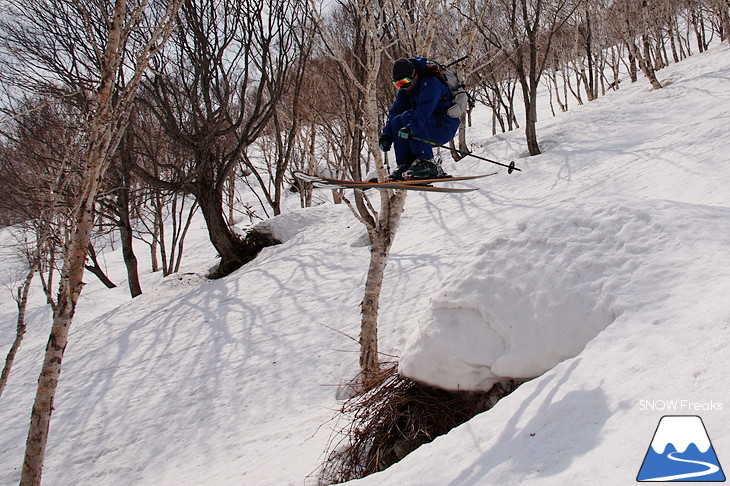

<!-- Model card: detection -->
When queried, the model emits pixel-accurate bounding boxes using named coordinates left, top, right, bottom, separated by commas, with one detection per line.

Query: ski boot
left=404, top=158, right=444, bottom=180
left=388, top=163, right=412, bottom=182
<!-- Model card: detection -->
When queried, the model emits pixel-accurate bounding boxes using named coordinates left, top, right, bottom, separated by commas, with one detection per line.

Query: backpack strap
left=416, top=61, right=443, bottom=78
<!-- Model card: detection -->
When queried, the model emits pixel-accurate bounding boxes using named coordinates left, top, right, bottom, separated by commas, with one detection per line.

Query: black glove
left=397, top=127, right=413, bottom=140
left=379, top=134, right=393, bottom=152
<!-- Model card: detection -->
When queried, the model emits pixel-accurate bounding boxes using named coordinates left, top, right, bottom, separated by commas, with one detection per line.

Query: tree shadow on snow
left=447, top=359, right=615, bottom=484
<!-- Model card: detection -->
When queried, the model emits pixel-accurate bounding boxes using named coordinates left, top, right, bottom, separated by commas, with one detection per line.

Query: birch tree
left=311, top=0, right=407, bottom=390
left=383, top=0, right=451, bottom=57
left=607, top=0, right=664, bottom=89
left=0, top=248, right=40, bottom=399
left=717, top=0, right=730, bottom=43
left=311, top=0, right=453, bottom=389
left=437, top=3, right=483, bottom=156
left=241, top=19, right=315, bottom=218
left=0, top=177, right=49, bottom=399
left=1, top=1, right=182, bottom=483
left=0, top=98, right=82, bottom=400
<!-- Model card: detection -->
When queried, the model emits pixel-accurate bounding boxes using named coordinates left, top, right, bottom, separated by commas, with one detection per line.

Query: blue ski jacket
left=383, top=57, right=456, bottom=137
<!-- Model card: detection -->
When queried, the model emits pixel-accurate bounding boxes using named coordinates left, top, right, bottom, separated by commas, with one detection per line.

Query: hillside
left=1, top=44, right=729, bottom=486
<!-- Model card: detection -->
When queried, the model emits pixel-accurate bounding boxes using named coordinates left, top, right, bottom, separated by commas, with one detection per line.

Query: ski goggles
left=393, top=77, right=413, bottom=89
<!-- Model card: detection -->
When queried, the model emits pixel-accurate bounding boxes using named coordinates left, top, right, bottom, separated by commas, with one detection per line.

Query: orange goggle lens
left=393, top=77, right=412, bottom=89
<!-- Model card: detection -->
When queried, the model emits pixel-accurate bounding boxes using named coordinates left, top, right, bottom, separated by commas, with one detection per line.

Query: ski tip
left=293, top=170, right=311, bottom=181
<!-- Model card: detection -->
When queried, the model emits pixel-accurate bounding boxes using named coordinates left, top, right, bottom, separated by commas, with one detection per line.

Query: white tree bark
left=310, top=0, right=417, bottom=390
left=0, top=263, right=38, bottom=399
left=358, top=189, right=406, bottom=390
left=19, top=1, right=182, bottom=483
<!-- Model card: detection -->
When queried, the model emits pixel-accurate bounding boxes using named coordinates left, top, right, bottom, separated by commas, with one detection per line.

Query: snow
left=1, top=44, right=730, bottom=486
left=400, top=199, right=730, bottom=391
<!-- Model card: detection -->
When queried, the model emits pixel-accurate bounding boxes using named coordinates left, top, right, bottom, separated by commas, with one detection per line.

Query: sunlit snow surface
left=1, top=44, right=730, bottom=486
left=400, top=200, right=728, bottom=392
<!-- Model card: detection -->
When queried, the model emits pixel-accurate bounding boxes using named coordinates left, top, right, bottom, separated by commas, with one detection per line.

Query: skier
left=378, top=57, right=461, bottom=181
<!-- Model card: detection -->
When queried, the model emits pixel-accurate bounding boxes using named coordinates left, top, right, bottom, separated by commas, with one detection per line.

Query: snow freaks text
left=640, top=400, right=724, bottom=412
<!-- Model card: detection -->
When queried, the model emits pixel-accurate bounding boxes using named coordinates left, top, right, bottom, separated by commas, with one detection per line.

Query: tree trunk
left=21, top=119, right=112, bottom=481
left=626, top=44, right=638, bottom=82
left=227, top=169, right=236, bottom=226
left=22, top=114, right=115, bottom=486
left=359, top=189, right=407, bottom=390
left=119, top=210, right=142, bottom=297
left=524, top=115, right=540, bottom=155
left=635, top=39, right=663, bottom=90
left=116, top=130, right=142, bottom=297
left=523, top=79, right=541, bottom=155
left=359, top=239, right=386, bottom=388
left=20, top=0, right=180, bottom=480
left=118, top=162, right=142, bottom=295
left=21, top=280, right=76, bottom=486
left=584, top=9, right=596, bottom=101
left=0, top=265, right=37, bottom=399
left=511, top=11, right=542, bottom=157
left=195, top=181, right=245, bottom=278
left=453, top=118, right=468, bottom=160
left=155, top=195, right=168, bottom=274
left=668, top=21, right=680, bottom=63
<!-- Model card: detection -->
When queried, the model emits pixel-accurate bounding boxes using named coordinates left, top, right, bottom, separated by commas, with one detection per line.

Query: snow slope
left=352, top=45, right=730, bottom=485
left=399, top=199, right=730, bottom=392
left=1, top=44, right=729, bottom=486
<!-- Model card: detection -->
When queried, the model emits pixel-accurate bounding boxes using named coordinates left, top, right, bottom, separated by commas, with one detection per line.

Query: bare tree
left=136, top=0, right=306, bottom=278
left=311, top=0, right=463, bottom=389
left=470, top=47, right=521, bottom=134
left=0, top=235, right=41, bottom=399
left=1, top=1, right=182, bottom=483
left=0, top=96, right=85, bottom=398
left=137, top=191, right=198, bottom=276
left=607, top=0, right=664, bottom=89
left=467, top=0, right=580, bottom=155
left=288, top=55, right=351, bottom=207
left=310, top=0, right=409, bottom=390
left=717, top=0, right=730, bottom=43
left=241, top=22, right=315, bottom=218
left=382, top=0, right=451, bottom=56
left=96, top=127, right=144, bottom=296
left=436, top=4, right=484, bottom=156
left=0, top=267, right=36, bottom=398
left=125, top=106, right=199, bottom=275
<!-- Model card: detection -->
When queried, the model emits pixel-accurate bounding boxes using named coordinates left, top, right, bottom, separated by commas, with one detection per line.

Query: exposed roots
left=207, top=229, right=280, bottom=279
left=318, top=365, right=521, bottom=485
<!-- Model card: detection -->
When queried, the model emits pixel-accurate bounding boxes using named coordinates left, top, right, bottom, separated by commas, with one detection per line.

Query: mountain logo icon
left=637, top=415, right=725, bottom=482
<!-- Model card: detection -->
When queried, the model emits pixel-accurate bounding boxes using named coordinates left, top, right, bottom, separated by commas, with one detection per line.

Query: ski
left=374, top=183, right=478, bottom=193
left=293, top=170, right=496, bottom=193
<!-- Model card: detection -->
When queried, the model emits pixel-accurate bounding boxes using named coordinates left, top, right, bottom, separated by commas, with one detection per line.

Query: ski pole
left=445, top=55, right=469, bottom=68
left=411, top=135, right=521, bottom=174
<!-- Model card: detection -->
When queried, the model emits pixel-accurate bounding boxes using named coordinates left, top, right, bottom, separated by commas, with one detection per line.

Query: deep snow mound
left=399, top=198, right=729, bottom=391
left=255, top=204, right=355, bottom=244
